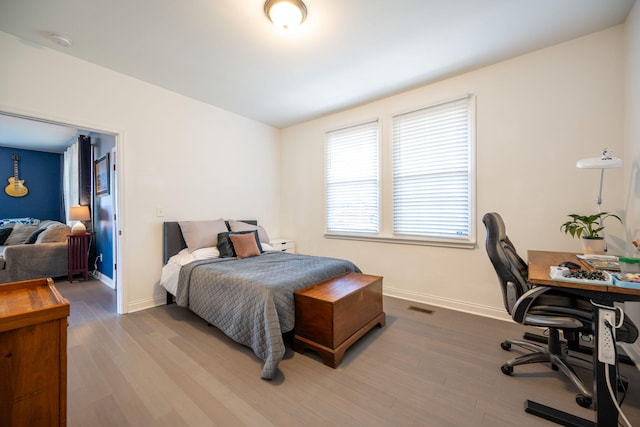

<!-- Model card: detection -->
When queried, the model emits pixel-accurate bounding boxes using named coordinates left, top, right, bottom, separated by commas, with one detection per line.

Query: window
left=325, top=95, right=475, bottom=248
left=392, top=96, right=474, bottom=244
left=325, top=120, right=379, bottom=234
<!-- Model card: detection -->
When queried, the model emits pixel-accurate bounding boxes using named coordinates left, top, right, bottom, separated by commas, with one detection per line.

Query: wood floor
left=56, top=279, right=640, bottom=426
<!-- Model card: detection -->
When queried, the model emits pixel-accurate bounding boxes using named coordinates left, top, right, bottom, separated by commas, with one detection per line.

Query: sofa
left=0, top=220, right=71, bottom=284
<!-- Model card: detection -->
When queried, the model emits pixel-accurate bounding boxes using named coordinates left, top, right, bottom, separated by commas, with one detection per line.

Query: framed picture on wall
left=94, top=154, right=110, bottom=197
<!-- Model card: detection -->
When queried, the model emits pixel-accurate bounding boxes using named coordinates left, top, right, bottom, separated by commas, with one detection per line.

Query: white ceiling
left=0, top=0, right=636, bottom=152
left=0, top=114, right=80, bottom=154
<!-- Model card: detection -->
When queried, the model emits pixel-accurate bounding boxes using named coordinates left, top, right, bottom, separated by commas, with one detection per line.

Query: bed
left=161, top=221, right=361, bottom=379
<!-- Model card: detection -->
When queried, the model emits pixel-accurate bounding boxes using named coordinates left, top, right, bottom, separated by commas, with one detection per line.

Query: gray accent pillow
left=4, top=224, right=38, bottom=245
left=36, top=224, right=72, bottom=243
left=24, top=228, right=46, bottom=244
left=228, top=219, right=270, bottom=244
left=0, top=227, right=13, bottom=245
left=179, top=219, right=228, bottom=253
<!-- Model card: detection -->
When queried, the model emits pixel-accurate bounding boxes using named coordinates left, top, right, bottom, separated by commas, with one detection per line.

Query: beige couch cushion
left=36, top=224, right=71, bottom=243
left=4, top=224, right=39, bottom=245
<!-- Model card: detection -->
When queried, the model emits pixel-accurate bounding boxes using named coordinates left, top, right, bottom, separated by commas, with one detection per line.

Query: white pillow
left=179, top=219, right=228, bottom=252
left=227, top=219, right=270, bottom=244
left=168, top=248, right=197, bottom=266
left=261, top=243, right=274, bottom=251
left=192, top=246, right=220, bottom=260
left=168, top=246, right=220, bottom=266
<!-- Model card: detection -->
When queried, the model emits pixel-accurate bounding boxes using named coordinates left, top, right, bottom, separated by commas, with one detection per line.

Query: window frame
left=324, top=119, right=381, bottom=236
left=324, top=95, right=476, bottom=249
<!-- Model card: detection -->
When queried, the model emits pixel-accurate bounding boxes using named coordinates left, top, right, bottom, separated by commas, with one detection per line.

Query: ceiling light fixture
left=49, top=32, right=73, bottom=48
left=264, top=0, right=307, bottom=29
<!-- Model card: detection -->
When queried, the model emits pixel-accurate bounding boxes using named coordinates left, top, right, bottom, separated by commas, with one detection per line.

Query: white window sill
left=324, top=233, right=476, bottom=249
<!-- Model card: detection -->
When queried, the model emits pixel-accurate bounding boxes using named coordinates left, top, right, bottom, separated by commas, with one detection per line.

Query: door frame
left=0, top=108, right=125, bottom=314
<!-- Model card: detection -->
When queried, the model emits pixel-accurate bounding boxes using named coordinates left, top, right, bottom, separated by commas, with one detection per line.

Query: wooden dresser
left=0, top=278, right=70, bottom=427
left=294, top=272, right=385, bottom=368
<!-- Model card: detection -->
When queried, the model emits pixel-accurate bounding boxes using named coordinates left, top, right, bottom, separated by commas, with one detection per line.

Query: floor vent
left=408, top=305, right=434, bottom=315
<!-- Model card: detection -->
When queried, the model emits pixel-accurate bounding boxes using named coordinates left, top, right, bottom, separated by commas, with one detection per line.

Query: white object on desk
left=549, top=266, right=613, bottom=285
left=270, top=239, right=296, bottom=253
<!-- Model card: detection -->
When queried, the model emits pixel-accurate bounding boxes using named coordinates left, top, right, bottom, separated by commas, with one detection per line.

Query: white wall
left=281, top=26, right=627, bottom=319
left=623, top=1, right=640, bottom=360
left=0, top=31, right=281, bottom=312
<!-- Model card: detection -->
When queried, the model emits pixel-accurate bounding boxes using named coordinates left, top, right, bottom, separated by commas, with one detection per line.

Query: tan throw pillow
left=4, top=224, right=38, bottom=245
left=179, top=219, right=228, bottom=253
left=229, top=232, right=261, bottom=259
left=36, top=224, right=72, bottom=243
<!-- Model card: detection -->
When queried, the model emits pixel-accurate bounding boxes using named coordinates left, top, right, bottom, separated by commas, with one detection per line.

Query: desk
left=527, top=250, right=640, bottom=427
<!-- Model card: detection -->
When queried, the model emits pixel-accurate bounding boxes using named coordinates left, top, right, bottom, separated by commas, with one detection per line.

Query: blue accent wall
left=0, top=146, right=63, bottom=221
left=93, top=135, right=116, bottom=280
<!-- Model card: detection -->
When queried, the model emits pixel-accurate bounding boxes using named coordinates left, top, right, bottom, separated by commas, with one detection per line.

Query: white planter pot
left=581, top=238, right=605, bottom=254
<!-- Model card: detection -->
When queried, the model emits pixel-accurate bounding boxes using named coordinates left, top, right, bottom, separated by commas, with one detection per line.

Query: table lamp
left=69, top=205, right=91, bottom=234
left=576, top=148, right=622, bottom=212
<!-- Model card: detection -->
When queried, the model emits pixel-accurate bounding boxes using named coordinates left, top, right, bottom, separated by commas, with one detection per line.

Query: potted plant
left=560, top=212, right=622, bottom=254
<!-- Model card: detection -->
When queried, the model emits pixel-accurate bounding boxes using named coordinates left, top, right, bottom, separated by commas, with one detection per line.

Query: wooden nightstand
left=67, top=233, right=91, bottom=282
left=270, top=238, right=296, bottom=253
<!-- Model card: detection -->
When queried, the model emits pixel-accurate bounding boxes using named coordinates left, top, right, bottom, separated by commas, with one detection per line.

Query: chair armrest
left=513, top=285, right=587, bottom=330
left=512, top=286, right=551, bottom=323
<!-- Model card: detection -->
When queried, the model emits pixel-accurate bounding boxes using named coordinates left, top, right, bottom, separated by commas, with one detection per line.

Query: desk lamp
left=576, top=148, right=622, bottom=212
left=69, top=205, right=91, bottom=234
left=576, top=149, right=622, bottom=252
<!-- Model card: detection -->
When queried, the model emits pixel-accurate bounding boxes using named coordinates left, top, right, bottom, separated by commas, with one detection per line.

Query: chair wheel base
left=501, top=364, right=513, bottom=375
left=576, top=394, right=592, bottom=408
left=500, top=341, right=511, bottom=351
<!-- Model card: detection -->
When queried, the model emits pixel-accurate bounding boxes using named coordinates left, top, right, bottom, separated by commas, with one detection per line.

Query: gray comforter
left=176, top=251, right=360, bottom=379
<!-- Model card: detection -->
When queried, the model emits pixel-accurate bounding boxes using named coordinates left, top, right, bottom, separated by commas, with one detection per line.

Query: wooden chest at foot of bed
left=293, top=272, right=385, bottom=368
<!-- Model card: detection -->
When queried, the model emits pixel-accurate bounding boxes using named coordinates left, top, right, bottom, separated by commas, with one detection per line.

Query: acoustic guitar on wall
left=5, top=154, right=28, bottom=197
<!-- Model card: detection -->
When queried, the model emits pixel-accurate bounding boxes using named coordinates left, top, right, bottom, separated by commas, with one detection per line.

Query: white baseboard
left=92, top=271, right=115, bottom=289
left=383, top=286, right=511, bottom=322
left=127, top=294, right=168, bottom=313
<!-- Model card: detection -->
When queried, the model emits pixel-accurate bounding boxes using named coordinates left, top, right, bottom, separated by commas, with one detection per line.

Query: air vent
left=408, top=305, right=434, bottom=315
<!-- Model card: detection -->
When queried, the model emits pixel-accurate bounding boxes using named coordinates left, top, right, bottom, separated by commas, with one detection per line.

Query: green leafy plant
left=560, top=212, right=622, bottom=239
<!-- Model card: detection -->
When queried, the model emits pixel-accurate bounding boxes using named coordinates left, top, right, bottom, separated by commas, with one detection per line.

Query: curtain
left=63, top=141, right=79, bottom=226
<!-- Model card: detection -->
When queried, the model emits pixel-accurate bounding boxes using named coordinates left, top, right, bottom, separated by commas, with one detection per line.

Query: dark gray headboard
left=163, top=220, right=258, bottom=264
left=163, top=222, right=186, bottom=264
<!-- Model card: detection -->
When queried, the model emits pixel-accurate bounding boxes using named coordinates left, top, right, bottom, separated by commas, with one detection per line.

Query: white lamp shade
left=69, top=205, right=91, bottom=221
left=69, top=205, right=90, bottom=234
left=576, top=157, right=622, bottom=169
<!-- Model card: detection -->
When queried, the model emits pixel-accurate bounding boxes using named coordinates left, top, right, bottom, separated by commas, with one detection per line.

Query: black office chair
left=482, top=212, right=638, bottom=408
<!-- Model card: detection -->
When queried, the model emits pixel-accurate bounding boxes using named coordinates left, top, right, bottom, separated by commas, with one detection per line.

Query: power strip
left=598, top=308, right=616, bottom=365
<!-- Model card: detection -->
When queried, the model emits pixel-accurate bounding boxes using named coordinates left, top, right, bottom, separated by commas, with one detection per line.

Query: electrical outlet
left=598, top=308, right=616, bottom=365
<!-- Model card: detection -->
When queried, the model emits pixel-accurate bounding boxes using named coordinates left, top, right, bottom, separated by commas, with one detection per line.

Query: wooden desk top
left=528, top=250, right=640, bottom=298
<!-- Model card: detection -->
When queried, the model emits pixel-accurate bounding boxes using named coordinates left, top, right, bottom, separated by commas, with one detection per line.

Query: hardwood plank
left=55, top=279, right=640, bottom=426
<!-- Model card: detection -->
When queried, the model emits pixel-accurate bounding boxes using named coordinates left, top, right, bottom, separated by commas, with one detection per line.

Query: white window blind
left=392, top=96, right=473, bottom=240
left=325, top=120, right=379, bottom=234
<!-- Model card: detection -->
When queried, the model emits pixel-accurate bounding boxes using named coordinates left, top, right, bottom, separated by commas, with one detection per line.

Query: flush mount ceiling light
left=264, top=0, right=307, bottom=29
left=49, top=32, right=73, bottom=48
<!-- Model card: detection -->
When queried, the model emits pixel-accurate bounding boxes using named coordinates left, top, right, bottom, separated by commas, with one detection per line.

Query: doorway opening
left=0, top=110, right=124, bottom=314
